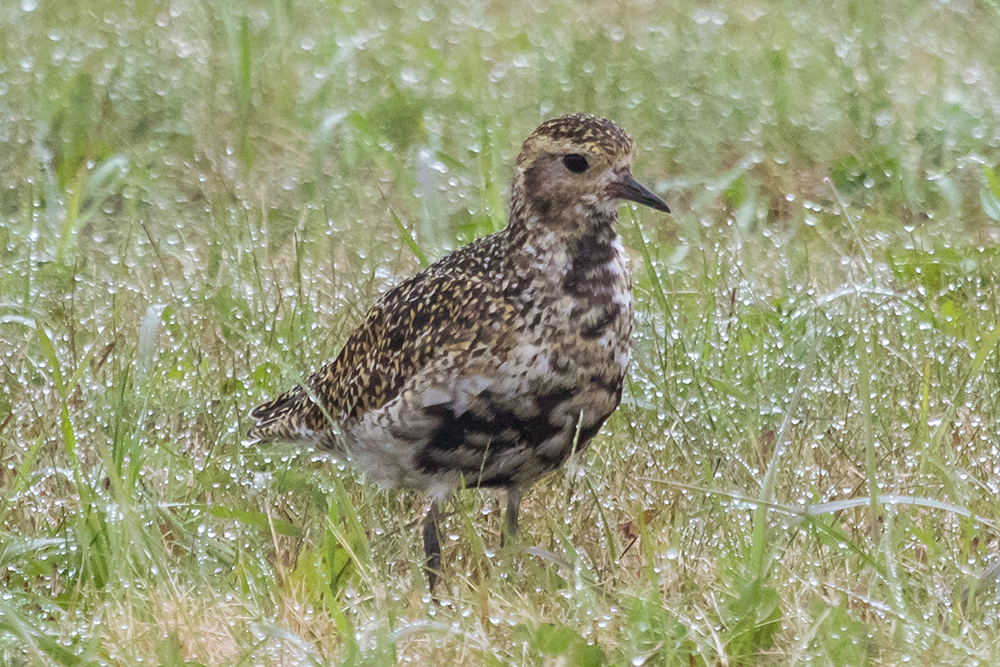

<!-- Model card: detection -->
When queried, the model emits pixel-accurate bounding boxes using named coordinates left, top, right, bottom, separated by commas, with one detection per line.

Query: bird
left=246, top=113, right=669, bottom=592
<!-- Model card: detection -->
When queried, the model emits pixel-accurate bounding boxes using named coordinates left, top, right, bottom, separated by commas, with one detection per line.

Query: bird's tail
left=245, top=385, right=332, bottom=445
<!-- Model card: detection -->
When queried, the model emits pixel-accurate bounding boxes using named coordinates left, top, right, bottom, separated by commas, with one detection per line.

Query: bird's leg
left=422, top=500, right=443, bottom=594
left=501, top=487, right=522, bottom=549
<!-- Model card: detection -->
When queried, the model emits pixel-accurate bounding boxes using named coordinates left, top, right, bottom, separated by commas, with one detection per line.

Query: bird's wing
left=247, top=266, right=520, bottom=444
left=327, top=269, right=521, bottom=420
left=339, top=275, right=583, bottom=486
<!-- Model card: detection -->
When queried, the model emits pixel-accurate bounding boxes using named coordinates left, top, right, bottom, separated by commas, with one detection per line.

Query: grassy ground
left=2, top=0, right=1000, bottom=664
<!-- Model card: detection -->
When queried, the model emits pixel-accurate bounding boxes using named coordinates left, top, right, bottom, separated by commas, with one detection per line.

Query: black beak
left=615, top=174, right=670, bottom=213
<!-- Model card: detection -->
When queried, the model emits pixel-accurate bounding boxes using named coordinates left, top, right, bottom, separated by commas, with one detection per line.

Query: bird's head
left=511, top=114, right=669, bottom=228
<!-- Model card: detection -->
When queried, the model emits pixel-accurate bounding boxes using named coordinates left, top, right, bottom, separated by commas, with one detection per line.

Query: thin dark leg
left=501, top=487, right=522, bottom=548
left=422, top=501, right=442, bottom=593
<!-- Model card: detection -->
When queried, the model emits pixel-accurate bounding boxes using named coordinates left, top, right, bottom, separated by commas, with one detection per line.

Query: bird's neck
left=506, top=199, right=620, bottom=263
left=501, top=200, right=627, bottom=302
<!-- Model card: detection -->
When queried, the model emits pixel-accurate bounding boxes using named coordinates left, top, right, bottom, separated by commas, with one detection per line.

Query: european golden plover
left=247, top=114, right=670, bottom=591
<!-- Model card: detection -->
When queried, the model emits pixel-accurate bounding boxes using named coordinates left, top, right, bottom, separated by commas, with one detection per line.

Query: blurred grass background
left=2, top=0, right=1000, bottom=664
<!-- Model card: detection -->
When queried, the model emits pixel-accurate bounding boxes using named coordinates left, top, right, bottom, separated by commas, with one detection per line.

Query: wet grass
left=2, top=0, right=1000, bottom=664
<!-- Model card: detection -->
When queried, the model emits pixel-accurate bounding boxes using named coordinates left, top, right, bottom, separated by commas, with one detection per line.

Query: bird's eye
left=562, top=154, right=589, bottom=174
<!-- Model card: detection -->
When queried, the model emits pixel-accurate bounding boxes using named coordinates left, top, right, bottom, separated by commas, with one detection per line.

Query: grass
left=2, top=0, right=1000, bottom=664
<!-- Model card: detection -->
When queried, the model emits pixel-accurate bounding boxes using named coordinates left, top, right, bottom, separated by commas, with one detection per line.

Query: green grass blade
left=391, top=209, right=429, bottom=267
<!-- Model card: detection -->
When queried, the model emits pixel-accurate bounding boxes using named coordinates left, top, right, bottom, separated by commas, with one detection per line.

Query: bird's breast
left=513, top=231, right=634, bottom=392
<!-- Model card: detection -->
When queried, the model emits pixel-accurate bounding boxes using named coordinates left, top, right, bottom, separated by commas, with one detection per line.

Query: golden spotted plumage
left=247, top=114, right=669, bottom=591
